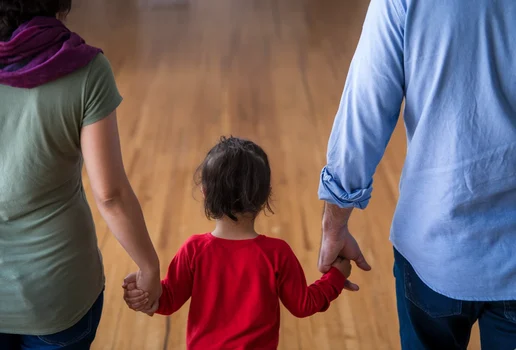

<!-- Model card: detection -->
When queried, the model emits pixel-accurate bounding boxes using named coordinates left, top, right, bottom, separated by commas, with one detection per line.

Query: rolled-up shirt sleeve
left=319, top=0, right=406, bottom=209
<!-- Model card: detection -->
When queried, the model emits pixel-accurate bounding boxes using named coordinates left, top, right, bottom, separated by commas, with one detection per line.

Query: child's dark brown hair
left=195, top=136, right=273, bottom=221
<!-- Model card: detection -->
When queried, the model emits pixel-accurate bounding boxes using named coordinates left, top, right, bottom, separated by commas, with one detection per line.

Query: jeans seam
left=503, top=301, right=516, bottom=322
left=37, top=310, right=93, bottom=346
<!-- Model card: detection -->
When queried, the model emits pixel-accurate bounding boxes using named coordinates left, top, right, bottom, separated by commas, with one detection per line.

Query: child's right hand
left=332, top=257, right=352, bottom=278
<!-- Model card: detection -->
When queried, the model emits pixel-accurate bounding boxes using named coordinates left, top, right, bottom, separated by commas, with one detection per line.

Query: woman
left=0, top=1, right=161, bottom=348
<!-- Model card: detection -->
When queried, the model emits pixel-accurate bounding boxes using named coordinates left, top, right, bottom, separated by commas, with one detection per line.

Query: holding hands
left=319, top=205, right=371, bottom=291
left=122, top=270, right=161, bottom=316
left=332, top=256, right=352, bottom=279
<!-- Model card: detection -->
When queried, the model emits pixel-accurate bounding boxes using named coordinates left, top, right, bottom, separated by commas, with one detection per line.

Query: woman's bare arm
left=81, top=110, right=161, bottom=306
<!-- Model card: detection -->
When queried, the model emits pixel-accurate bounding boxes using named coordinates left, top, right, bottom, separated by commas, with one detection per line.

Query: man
left=317, top=0, right=516, bottom=349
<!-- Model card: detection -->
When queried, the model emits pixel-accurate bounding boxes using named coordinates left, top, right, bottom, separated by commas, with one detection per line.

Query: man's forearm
left=322, top=203, right=353, bottom=237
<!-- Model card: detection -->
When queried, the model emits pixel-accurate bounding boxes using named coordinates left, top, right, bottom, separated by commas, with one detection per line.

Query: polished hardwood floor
left=68, top=0, right=480, bottom=348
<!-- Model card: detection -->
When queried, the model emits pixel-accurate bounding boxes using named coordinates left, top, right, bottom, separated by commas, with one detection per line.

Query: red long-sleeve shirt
left=156, top=233, right=346, bottom=350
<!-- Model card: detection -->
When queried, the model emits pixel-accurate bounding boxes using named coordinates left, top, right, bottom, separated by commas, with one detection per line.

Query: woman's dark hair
left=195, top=136, right=273, bottom=222
left=0, top=0, right=72, bottom=41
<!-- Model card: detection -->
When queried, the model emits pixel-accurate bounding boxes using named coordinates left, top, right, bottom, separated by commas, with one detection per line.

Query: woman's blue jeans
left=0, top=292, right=103, bottom=350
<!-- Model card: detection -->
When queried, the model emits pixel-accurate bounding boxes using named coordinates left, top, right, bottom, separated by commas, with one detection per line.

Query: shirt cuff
left=155, top=281, right=169, bottom=315
left=318, top=166, right=372, bottom=209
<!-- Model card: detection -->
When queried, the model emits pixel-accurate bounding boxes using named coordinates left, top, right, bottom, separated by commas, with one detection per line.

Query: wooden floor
left=69, top=0, right=480, bottom=349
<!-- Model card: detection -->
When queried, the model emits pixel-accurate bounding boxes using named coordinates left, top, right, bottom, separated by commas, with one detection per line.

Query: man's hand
left=319, top=225, right=371, bottom=291
left=122, top=271, right=161, bottom=316
left=319, top=204, right=371, bottom=291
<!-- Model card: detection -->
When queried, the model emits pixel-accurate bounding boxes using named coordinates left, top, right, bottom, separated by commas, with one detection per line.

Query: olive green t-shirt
left=0, top=54, right=122, bottom=335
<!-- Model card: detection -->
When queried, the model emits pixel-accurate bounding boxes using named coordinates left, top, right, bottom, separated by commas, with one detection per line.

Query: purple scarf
left=0, top=16, right=102, bottom=89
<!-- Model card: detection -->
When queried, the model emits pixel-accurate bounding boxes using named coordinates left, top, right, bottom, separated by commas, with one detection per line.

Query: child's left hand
left=332, top=256, right=352, bottom=279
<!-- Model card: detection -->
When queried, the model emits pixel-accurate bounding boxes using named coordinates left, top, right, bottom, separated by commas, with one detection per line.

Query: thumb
left=318, top=248, right=334, bottom=274
left=354, top=253, right=371, bottom=271
left=318, top=260, right=332, bottom=274
left=124, top=272, right=138, bottom=286
left=144, top=299, right=159, bottom=317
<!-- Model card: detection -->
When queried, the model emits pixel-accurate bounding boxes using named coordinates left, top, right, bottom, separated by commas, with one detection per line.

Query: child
left=123, top=136, right=351, bottom=349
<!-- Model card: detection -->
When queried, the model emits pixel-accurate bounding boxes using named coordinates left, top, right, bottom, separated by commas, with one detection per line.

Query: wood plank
left=66, top=0, right=481, bottom=348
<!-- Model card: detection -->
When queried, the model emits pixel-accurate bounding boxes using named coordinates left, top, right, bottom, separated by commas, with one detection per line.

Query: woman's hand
left=123, top=278, right=148, bottom=311
left=123, top=271, right=161, bottom=316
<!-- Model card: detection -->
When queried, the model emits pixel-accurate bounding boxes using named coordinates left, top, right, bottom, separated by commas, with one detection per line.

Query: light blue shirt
left=319, top=0, right=516, bottom=301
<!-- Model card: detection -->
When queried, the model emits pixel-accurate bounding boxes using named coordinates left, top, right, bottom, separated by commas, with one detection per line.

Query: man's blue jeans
left=394, top=249, right=516, bottom=349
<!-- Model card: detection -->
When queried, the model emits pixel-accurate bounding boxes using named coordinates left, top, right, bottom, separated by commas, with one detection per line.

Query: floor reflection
left=138, top=0, right=189, bottom=9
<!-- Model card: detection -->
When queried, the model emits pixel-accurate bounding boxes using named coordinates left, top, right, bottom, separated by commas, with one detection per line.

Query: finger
left=124, top=273, right=138, bottom=286
left=124, top=294, right=150, bottom=309
left=124, top=290, right=144, bottom=300
left=124, top=293, right=149, bottom=304
left=125, top=289, right=147, bottom=298
left=137, top=297, right=159, bottom=313
left=134, top=305, right=149, bottom=312
left=343, top=279, right=359, bottom=292
left=143, top=307, right=155, bottom=316
left=129, top=299, right=149, bottom=310
left=318, top=263, right=332, bottom=274
left=126, top=301, right=143, bottom=311
left=125, top=302, right=148, bottom=312
left=125, top=301, right=137, bottom=311
left=354, top=253, right=372, bottom=271
left=143, top=300, right=159, bottom=317
left=126, top=282, right=138, bottom=291
left=122, top=282, right=138, bottom=292
left=125, top=299, right=149, bottom=311
left=318, top=250, right=336, bottom=274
